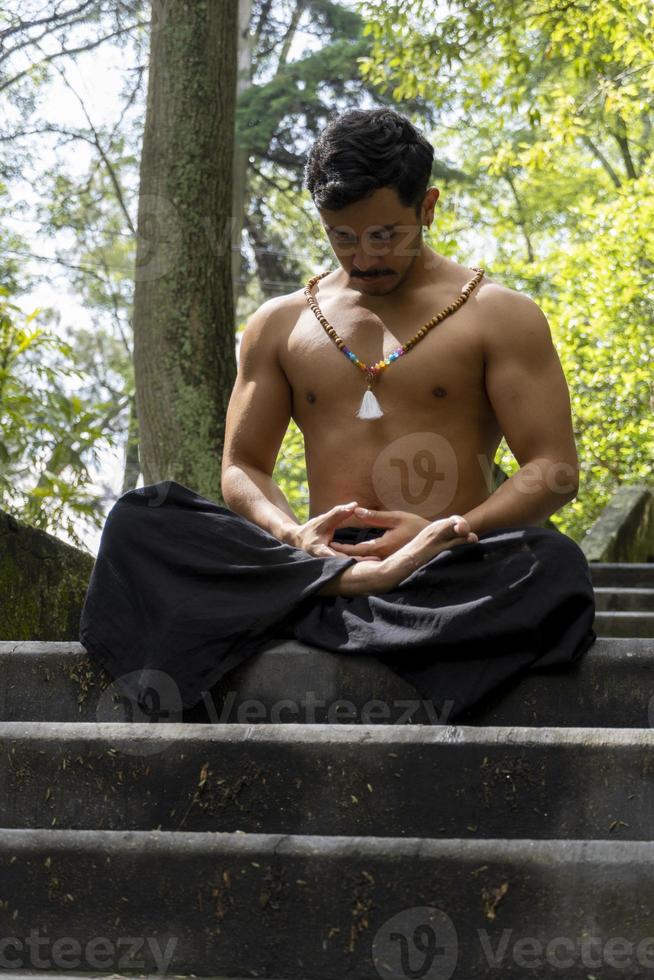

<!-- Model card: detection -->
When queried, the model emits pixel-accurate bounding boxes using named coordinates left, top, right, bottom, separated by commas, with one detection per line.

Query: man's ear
left=421, top=186, right=440, bottom=226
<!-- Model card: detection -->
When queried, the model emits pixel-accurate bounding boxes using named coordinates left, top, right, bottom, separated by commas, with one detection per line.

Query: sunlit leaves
left=0, top=294, right=119, bottom=547
left=355, top=0, right=654, bottom=540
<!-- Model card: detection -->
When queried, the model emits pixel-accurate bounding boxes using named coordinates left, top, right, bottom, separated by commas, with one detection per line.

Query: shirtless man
left=221, top=108, right=579, bottom=598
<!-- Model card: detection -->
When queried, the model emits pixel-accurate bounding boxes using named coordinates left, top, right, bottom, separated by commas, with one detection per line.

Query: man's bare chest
left=279, top=299, right=490, bottom=423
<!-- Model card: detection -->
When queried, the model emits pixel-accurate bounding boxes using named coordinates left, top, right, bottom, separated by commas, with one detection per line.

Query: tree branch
left=0, top=23, right=146, bottom=95
left=0, top=10, right=102, bottom=67
left=38, top=46, right=136, bottom=233
left=253, top=0, right=273, bottom=42
left=503, top=172, right=534, bottom=264
left=82, top=65, right=145, bottom=190
left=275, top=0, right=306, bottom=74
left=0, top=0, right=99, bottom=41
left=637, top=110, right=652, bottom=171
left=3, top=246, right=113, bottom=282
left=249, top=161, right=300, bottom=195
left=95, top=251, right=133, bottom=357
left=580, top=135, right=622, bottom=188
left=610, top=120, right=638, bottom=180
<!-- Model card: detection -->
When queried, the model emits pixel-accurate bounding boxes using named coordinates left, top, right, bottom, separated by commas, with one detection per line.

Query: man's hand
left=318, top=514, right=478, bottom=597
left=328, top=507, right=457, bottom=559
left=286, top=502, right=383, bottom=561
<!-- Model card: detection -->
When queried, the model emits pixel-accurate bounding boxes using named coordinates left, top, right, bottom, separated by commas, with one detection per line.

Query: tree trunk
left=132, top=0, right=239, bottom=502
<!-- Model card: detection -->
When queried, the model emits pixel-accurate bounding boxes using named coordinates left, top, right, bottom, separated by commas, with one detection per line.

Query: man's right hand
left=286, top=502, right=383, bottom=562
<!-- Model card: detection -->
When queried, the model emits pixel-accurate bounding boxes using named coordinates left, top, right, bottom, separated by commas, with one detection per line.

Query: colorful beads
left=303, top=266, right=485, bottom=387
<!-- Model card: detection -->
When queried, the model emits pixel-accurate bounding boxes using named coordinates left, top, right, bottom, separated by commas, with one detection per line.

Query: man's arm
left=221, top=298, right=301, bottom=544
left=221, top=298, right=396, bottom=598
left=461, top=287, right=580, bottom=536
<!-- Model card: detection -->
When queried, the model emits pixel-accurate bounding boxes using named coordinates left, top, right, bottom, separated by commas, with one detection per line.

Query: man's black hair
left=305, top=107, right=435, bottom=215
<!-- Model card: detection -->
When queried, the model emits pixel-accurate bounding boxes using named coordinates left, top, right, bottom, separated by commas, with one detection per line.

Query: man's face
left=318, top=185, right=438, bottom=296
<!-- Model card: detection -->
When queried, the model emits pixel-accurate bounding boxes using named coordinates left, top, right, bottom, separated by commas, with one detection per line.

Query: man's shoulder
left=244, top=288, right=307, bottom=331
left=473, top=274, right=554, bottom=361
left=239, top=289, right=308, bottom=359
left=438, top=258, right=538, bottom=320
left=475, top=272, right=544, bottom=323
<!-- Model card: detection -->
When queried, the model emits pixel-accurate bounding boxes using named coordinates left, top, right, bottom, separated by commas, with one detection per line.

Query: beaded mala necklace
left=303, top=265, right=486, bottom=419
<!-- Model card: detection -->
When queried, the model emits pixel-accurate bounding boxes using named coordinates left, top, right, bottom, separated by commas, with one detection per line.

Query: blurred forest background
left=0, top=0, right=652, bottom=552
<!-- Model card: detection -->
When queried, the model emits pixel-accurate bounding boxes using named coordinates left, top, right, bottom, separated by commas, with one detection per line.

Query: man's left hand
left=329, top=507, right=431, bottom=560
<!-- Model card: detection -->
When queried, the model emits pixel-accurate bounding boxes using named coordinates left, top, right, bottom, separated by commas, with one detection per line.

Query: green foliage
left=0, top=291, right=123, bottom=548
left=354, top=0, right=654, bottom=540
left=236, top=0, right=431, bottom=307
left=273, top=418, right=310, bottom=521
left=4, top=0, right=651, bottom=544
left=534, top=173, right=654, bottom=540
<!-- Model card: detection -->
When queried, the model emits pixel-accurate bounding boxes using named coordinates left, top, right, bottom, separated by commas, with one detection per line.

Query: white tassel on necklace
left=356, top=383, right=384, bottom=419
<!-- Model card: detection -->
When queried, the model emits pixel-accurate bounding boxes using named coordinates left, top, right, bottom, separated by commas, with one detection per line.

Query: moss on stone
left=0, top=508, right=94, bottom=640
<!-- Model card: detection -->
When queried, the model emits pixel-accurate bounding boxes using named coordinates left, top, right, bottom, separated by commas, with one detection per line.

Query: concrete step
left=0, top=721, right=652, bottom=840
left=0, top=556, right=651, bottom=980
left=0, top=975, right=254, bottom=980
left=589, top=562, right=654, bottom=587
left=0, top=972, right=238, bottom=980
left=0, top=973, right=258, bottom=979
left=593, top=610, right=654, bottom=637
left=1, top=828, right=654, bottom=979
left=465, top=636, right=654, bottom=726
left=1, top=637, right=653, bottom=727
left=594, top=587, right=654, bottom=611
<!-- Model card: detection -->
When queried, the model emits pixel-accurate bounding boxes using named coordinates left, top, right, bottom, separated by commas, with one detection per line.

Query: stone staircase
left=0, top=560, right=653, bottom=978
